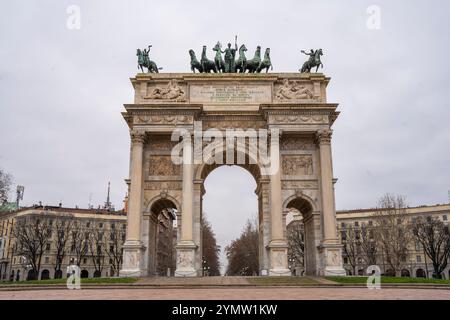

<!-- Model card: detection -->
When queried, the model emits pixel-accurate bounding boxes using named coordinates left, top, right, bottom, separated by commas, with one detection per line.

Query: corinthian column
left=120, top=130, right=146, bottom=277
left=316, top=129, right=337, bottom=242
left=175, top=133, right=197, bottom=276
left=268, top=129, right=290, bottom=276
left=316, top=129, right=346, bottom=276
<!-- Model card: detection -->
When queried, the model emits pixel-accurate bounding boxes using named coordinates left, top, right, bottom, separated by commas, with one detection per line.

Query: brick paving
left=1, top=287, right=450, bottom=300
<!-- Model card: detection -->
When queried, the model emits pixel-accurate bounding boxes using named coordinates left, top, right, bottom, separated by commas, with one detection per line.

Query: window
left=443, top=215, right=448, bottom=221
left=354, top=221, right=359, bottom=227
left=341, top=222, right=346, bottom=228
left=83, top=258, right=87, bottom=264
left=122, top=224, right=126, bottom=230
left=45, top=257, right=49, bottom=264
left=340, top=231, right=347, bottom=241
left=86, top=222, right=90, bottom=228
left=99, top=223, right=103, bottom=228
left=111, top=223, right=115, bottom=229
left=416, top=255, right=422, bottom=263
left=46, top=243, right=51, bottom=251
left=368, top=220, right=373, bottom=226
left=110, top=245, right=114, bottom=253
left=343, top=257, right=348, bottom=264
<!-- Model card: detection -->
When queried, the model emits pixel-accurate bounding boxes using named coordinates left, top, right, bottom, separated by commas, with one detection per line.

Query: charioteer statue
left=137, top=45, right=162, bottom=73
left=300, top=49, right=323, bottom=73
left=188, top=36, right=272, bottom=74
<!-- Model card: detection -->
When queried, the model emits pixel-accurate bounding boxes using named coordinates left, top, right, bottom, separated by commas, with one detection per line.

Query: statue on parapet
left=137, top=45, right=162, bottom=73
left=300, top=49, right=323, bottom=73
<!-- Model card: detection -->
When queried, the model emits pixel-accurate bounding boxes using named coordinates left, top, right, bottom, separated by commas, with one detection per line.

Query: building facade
left=287, top=203, right=450, bottom=278
left=0, top=205, right=128, bottom=281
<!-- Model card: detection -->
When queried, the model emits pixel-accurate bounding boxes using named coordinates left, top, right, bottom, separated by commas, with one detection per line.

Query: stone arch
left=283, top=194, right=316, bottom=215
left=284, top=195, right=319, bottom=276
left=145, top=194, right=180, bottom=214
left=194, top=140, right=264, bottom=182
left=40, top=269, right=50, bottom=280
left=401, top=269, right=411, bottom=277
left=145, top=197, right=177, bottom=276
left=80, top=270, right=89, bottom=278
left=416, top=268, right=426, bottom=278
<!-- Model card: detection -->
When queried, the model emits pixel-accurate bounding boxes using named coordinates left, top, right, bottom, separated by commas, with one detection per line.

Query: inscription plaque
left=190, top=84, right=272, bottom=104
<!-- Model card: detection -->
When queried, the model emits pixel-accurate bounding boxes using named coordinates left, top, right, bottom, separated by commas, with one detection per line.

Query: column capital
left=130, top=130, right=146, bottom=144
left=315, top=129, right=333, bottom=145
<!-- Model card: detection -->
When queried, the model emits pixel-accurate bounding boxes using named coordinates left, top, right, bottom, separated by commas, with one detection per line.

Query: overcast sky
left=1, top=1, right=450, bottom=271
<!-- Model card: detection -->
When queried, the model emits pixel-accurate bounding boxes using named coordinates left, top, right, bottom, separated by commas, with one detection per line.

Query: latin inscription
left=190, top=84, right=272, bottom=104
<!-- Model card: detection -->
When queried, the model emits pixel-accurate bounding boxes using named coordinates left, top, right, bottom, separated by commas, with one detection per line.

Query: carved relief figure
left=282, top=155, right=313, bottom=176
left=177, top=251, right=193, bottom=268
left=145, top=79, right=186, bottom=101
left=275, top=79, right=316, bottom=101
left=148, top=155, right=181, bottom=176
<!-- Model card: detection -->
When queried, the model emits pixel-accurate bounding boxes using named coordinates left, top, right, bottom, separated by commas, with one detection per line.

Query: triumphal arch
left=119, top=72, right=346, bottom=277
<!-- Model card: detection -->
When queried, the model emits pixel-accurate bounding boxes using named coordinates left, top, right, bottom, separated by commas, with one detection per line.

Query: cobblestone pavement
left=1, top=287, right=450, bottom=300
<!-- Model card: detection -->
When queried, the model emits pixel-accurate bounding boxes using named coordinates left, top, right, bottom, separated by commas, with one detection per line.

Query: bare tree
left=287, top=220, right=304, bottom=271
left=373, top=194, right=413, bottom=276
left=341, top=225, right=358, bottom=275
left=88, top=224, right=105, bottom=277
left=225, top=218, right=259, bottom=276
left=412, top=216, right=450, bottom=279
left=201, top=215, right=221, bottom=276
left=54, top=217, right=73, bottom=278
left=12, top=215, right=52, bottom=280
left=104, top=225, right=125, bottom=276
left=360, top=223, right=377, bottom=268
left=0, top=168, right=12, bottom=204
left=70, top=221, right=90, bottom=267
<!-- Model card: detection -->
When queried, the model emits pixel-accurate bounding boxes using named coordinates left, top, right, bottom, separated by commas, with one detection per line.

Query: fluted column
left=126, top=131, right=145, bottom=242
left=181, top=134, right=194, bottom=242
left=268, top=129, right=290, bottom=276
left=175, top=133, right=197, bottom=276
left=316, top=129, right=346, bottom=276
left=269, top=132, right=284, bottom=242
left=316, top=129, right=337, bottom=242
left=120, top=130, right=146, bottom=277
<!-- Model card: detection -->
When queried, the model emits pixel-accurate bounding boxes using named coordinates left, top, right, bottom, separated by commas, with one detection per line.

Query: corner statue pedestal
left=320, top=242, right=347, bottom=276
left=175, top=241, right=198, bottom=277
left=119, top=240, right=146, bottom=277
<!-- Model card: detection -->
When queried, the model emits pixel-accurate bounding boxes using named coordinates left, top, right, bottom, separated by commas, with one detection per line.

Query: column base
left=175, top=241, right=199, bottom=277
left=267, top=240, right=291, bottom=277
left=119, top=240, right=146, bottom=277
left=319, top=242, right=347, bottom=277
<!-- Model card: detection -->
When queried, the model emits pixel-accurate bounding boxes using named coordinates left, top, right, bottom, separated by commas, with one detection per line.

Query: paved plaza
left=1, top=286, right=450, bottom=300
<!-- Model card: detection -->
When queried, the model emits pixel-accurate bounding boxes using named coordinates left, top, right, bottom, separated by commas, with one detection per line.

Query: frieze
left=281, top=181, right=318, bottom=189
left=280, top=136, right=315, bottom=150
left=268, top=114, right=328, bottom=125
left=134, top=114, right=193, bottom=125
left=144, top=181, right=182, bottom=190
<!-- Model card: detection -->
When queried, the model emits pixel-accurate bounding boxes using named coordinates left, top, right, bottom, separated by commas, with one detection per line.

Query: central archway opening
left=202, top=165, right=259, bottom=276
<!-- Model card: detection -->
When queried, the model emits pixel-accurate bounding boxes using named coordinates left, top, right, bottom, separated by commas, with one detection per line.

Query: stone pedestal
left=175, top=241, right=198, bottom=277
left=268, top=240, right=291, bottom=276
left=319, top=242, right=346, bottom=276
left=119, top=240, right=146, bottom=277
